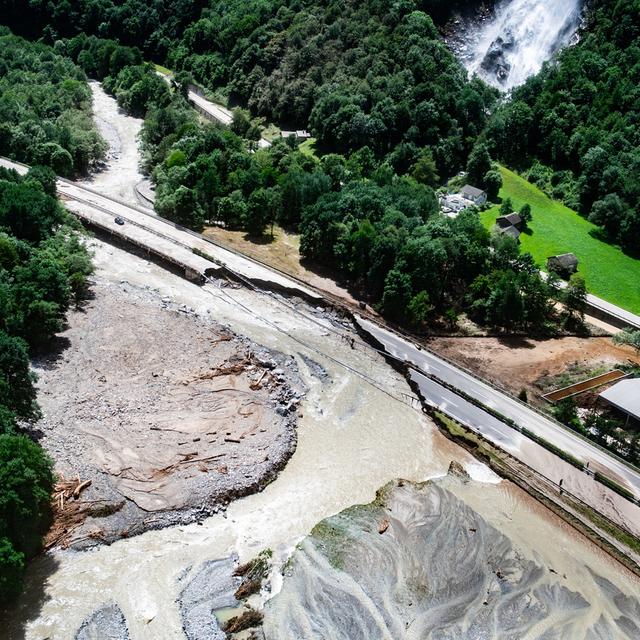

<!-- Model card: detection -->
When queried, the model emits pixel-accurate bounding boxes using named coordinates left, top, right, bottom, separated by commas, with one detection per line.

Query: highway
left=355, top=315, right=640, bottom=499
left=3, top=153, right=639, bottom=505
left=0, top=156, right=319, bottom=300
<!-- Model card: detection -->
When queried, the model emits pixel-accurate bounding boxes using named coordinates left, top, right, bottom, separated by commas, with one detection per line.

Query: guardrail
left=3, top=154, right=639, bottom=485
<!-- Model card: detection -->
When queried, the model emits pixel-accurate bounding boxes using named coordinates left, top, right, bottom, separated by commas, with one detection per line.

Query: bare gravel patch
left=35, top=277, right=304, bottom=548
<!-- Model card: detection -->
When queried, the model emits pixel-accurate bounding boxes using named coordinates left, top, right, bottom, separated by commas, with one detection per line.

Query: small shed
left=547, top=253, right=578, bottom=277
left=496, top=213, right=523, bottom=230
left=599, top=379, right=640, bottom=426
left=497, top=225, right=521, bottom=242
left=460, top=185, right=487, bottom=206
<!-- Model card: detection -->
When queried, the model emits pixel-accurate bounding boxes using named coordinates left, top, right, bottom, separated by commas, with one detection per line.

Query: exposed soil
left=35, top=274, right=304, bottom=549
left=203, top=225, right=360, bottom=306
left=428, top=335, right=640, bottom=407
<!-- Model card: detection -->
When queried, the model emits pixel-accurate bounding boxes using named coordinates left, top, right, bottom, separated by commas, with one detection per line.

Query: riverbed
left=80, top=82, right=146, bottom=207
left=3, top=81, right=639, bottom=639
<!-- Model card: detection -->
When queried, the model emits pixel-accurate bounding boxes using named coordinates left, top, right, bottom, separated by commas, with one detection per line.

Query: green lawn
left=152, top=63, right=172, bottom=76
left=480, top=166, right=640, bottom=314
left=298, top=137, right=318, bottom=160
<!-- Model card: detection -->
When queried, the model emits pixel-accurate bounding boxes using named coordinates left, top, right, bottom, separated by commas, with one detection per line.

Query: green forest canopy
left=0, top=29, right=106, bottom=175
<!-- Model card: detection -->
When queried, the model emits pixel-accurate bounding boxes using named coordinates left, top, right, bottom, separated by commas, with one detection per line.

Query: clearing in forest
left=480, top=166, right=640, bottom=314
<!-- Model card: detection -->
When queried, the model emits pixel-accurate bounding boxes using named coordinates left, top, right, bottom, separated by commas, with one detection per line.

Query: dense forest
left=1, top=0, right=497, bottom=177
left=487, top=0, right=640, bottom=253
left=0, top=29, right=106, bottom=175
left=0, top=165, right=94, bottom=601
left=0, top=32, right=99, bottom=602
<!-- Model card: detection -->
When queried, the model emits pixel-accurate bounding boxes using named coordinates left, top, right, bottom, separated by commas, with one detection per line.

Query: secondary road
left=355, top=315, right=640, bottom=499
left=3, top=154, right=639, bottom=501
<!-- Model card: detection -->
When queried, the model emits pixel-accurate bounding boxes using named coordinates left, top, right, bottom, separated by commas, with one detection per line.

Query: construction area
left=429, top=335, right=640, bottom=409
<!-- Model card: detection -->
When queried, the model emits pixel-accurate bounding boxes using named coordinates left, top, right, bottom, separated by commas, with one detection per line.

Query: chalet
left=497, top=225, right=521, bottom=241
left=496, top=213, right=523, bottom=230
left=547, top=253, right=578, bottom=278
left=460, top=185, right=487, bottom=206
left=599, top=379, right=640, bottom=427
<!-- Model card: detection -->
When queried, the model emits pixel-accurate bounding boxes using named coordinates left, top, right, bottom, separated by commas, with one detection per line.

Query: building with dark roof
left=497, top=225, right=521, bottom=241
left=460, top=185, right=487, bottom=205
left=496, top=213, right=523, bottom=230
left=547, top=253, right=578, bottom=278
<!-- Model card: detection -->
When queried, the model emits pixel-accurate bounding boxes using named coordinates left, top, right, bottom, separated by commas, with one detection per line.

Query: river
left=2, top=83, right=639, bottom=639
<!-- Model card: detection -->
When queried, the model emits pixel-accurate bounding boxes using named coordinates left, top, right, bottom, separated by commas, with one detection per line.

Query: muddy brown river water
left=4, top=241, right=639, bottom=639
left=3, top=85, right=638, bottom=639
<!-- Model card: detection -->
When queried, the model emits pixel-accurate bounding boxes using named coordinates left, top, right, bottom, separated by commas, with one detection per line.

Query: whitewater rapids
left=463, top=0, right=583, bottom=90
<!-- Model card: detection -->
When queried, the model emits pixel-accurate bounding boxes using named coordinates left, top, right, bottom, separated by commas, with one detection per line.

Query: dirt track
left=34, top=250, right=303, bottom=548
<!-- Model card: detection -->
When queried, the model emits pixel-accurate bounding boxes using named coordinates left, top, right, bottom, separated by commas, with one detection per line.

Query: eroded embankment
left=35, top=263, right=304, bottom=548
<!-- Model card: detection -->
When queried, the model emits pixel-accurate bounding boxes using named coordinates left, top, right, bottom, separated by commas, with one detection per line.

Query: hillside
left=481, top=167, right=640, bottom=314
left=486, top=0, right=640, bottom=254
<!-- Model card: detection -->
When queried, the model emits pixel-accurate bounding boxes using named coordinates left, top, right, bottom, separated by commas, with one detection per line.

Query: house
left=460, top=185, right=487, bottom=206
left=496, top=213, right=523, bottom=230
left=599, top=379, right=640, bottom=427
left=439, top=194, right=472, bottom=217
left=497, top=225, right=521, bottom=241
left=547, top=253, right=578, bottom=278
left=281, top=130, right=311, bottom=139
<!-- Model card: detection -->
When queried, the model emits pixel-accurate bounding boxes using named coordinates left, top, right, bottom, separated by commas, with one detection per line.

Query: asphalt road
left=0, top=156, right=320, bottom=302
left=2, top=153, right=638, bottom=500
left=355, top=315, right=640, bottom=499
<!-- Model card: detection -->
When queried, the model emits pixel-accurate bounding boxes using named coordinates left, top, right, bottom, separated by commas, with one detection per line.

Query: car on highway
left=114, top=216, right=125, bottom=225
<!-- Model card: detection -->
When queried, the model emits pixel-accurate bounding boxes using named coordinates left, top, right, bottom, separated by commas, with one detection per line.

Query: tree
left=554, top=398, right=580, bottom=429
left=499, top=197, right=514, bottom=216
left=381, top=269, right=412, bottom=323
left=466, top=143, right=492, bottom=186
left=0, top=332, right=39, bottom=421
left=410, top=149, right=439, bottom=187
left=519, top=203, right=532, bottom=225
left=0, top=433, right=54, bottom=602
left=612, top=329, right=640, bottom=353
left=483, top=169, right=502, bottom=201
left=155, top=185, right=204, bottom=229
left=563, top=274, right=587, bottom=328
left=407, top=291, right=432, bottom=328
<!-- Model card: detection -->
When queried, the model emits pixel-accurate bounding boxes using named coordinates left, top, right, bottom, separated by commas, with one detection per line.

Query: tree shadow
left=0, top=552, right=61, bottom=639
left=496, top=335, right=537, bottom=349
left=299, top=257, right=363, bottom=298
left=31, top=336, right=72, bottom=372
left=588, top=227, right=611, bottom=243
left=242, top=232, right=276, bottom=245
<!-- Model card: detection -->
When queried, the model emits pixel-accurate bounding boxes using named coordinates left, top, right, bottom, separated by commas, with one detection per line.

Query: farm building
left=599, top=379, right=640, bottom=427
left=547, top=253, right=578, bottom=278
left=497, top=225, right=521, bottom=241
left=496, top=213, right=523, bottom=230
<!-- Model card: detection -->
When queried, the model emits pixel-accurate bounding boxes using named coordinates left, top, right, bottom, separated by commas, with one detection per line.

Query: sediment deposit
left=34, top=265, right=302, bottom=547
left=264, top=476, right=640, bottom=639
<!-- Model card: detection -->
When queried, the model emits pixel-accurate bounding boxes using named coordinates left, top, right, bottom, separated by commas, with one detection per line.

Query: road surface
left=355, top=315, right=640, bottom=500
left=0, top=157, right=318, bottom=301
left=3, top=154, right=638, bottom=503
